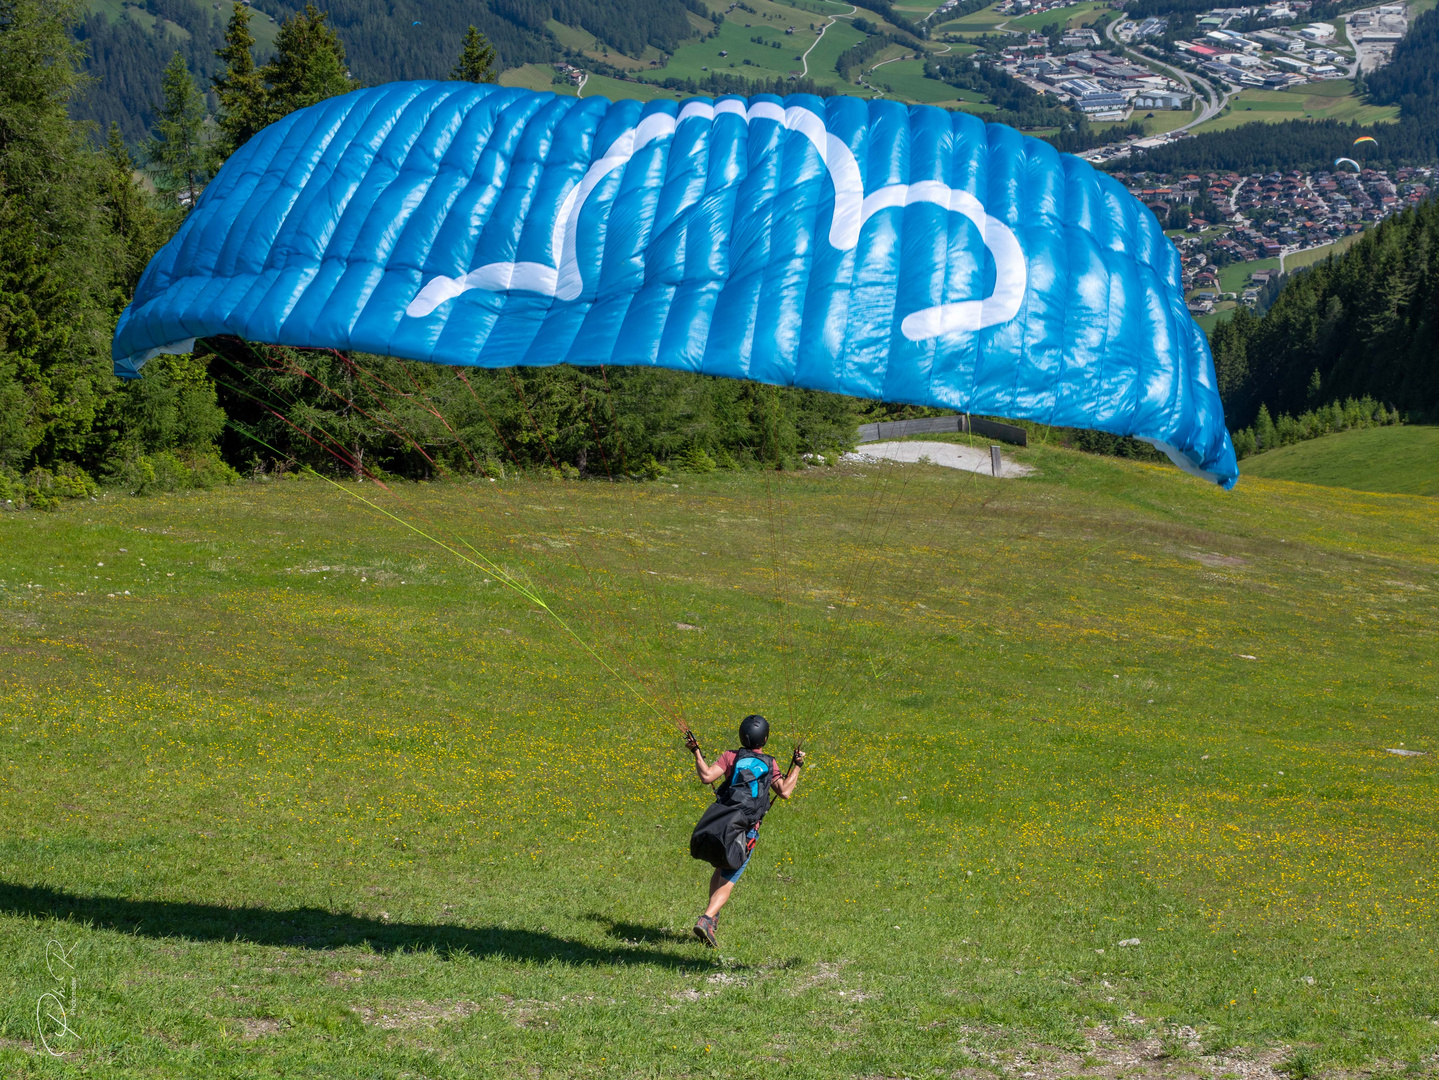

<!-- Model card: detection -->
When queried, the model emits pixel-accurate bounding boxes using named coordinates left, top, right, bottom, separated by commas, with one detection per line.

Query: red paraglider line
left=213, top=352, right=379, bottom=482
left=596, top=365, right=631, bottom=475
left=288, top=347, right=445, bottom=473
left=329, top=350, right=489, bottom=479
left=504, top=369, right=565, bottom=475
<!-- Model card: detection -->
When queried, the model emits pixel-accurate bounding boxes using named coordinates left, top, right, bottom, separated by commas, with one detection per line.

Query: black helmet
left=739, top=714, right=769, bottom=749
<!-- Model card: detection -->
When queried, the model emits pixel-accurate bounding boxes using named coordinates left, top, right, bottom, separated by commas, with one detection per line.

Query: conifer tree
left=212, top=2, right=269, bottom=164
left=0, top=0, right=119, bottom=470
left=0, top=0, right=218, bottom=484
left=102, top=122, right=174, bottom=289
left=453, top=26, right=498, bottom=83
left=261, top=4, right=352, bottom=121
left=1253, top=404, right=1276, bottom=450
left=147, top=51, right=209, bottom=209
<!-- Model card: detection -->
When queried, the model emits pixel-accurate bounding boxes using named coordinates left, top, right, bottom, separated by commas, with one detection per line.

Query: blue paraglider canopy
left=112, top=83, right=1238, bottom=487
left=1333, top=156, right=1361, bottom=172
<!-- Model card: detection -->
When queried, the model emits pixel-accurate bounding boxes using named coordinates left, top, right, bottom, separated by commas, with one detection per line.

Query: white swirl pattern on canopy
left=404, top=101, right=1027, bottom=340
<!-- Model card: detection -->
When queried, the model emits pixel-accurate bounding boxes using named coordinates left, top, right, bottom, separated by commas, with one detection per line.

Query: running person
left=686, top=714, right=805, bottom=947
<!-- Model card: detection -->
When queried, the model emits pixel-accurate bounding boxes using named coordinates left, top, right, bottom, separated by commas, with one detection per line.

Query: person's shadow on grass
left=583, top=912, right=698, bottom=946
left=0, top=881, right=710, bottom=970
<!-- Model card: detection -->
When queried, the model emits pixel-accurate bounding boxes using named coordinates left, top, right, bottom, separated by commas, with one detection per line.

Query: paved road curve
left=1102, top=15, right=1235, bottom=142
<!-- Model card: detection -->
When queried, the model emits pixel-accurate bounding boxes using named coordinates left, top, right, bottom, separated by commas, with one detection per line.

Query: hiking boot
left=693, top=914, right=717, bottom=948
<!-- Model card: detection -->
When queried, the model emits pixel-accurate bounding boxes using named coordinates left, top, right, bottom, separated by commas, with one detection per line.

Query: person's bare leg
left=705, top=868, right=735, bottom=918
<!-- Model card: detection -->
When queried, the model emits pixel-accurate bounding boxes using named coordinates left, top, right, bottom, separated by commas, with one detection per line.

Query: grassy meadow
left=1099, top=106, right=1198, bottom=138
left=1193, top=80, right=1398, bottom=135
left=499, top=66, right=681, bottom=102
left=1218, top=258, right=1281, bottom=296
left=867, top=58, right=989, bottom=107
left=1003, top=1, right=1111, bottom=33
left=1, top=446, right=1437, bottom=1077
left=1240, top=425, right=1439, bottom=496
left=935, top=2, right=1010, bottom=35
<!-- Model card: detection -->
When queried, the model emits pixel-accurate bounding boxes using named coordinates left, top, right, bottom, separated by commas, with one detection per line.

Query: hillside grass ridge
left=0, top=445, right=1435, bottom=1075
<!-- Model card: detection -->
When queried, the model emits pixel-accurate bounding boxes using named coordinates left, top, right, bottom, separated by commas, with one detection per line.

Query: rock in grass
left=1118, top=938, right=1141, bottom=947
left=1385, top=748, right=1426, bottom=756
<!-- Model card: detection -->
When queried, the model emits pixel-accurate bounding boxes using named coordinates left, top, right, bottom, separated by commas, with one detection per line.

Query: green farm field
left=1003, top=0, right=1110, bottom=32
left=1, top=449, right=1436, bottom=1077
left=865, top=57, right=985, bottom=106
left=1094, top=104, right=1197, bottom=138
left=1218, top=257, right=1281, bottom=295
left=544, top=20, right=670, bottom=71
left=666, top=9, right=832, bottom=85
left=1193, top=80, right=1399, bottom=135
left=1195, top=234, right=1369, bottom=334
left=1240, top=425, right=1439, bottom=496
left=1193, top=302, right=1237, bottom=334
left=500, top=66, right=680, bottom=103
left=934, top=1, right=1009, bottom=34
left=488, top=0, right=1021, bottom=111
left=1286, top=230, right=1367, bottom=271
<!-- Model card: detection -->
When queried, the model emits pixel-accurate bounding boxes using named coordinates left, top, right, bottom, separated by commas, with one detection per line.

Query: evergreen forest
left=69, top=0, right=703, bottom=143
left=5, top=0, right=1436, bottom=509
left=1, top=0, right=865, bottom=509
left=1208, top=198, right=1439, bottom=432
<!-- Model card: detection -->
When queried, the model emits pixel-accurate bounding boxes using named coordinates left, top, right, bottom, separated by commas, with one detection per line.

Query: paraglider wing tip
left=1136, top=437, right=1238, bottom=490
left=113, top=338, right=196, bottom=379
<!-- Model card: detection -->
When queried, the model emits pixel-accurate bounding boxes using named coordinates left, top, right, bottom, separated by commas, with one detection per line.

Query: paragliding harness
left=689, top=748, right=779, bottom=872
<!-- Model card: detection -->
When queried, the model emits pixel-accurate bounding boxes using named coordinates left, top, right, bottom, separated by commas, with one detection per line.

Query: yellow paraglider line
left=209, top=358, right=668, bottom=725
left=304, top=461, right=665, bottom=724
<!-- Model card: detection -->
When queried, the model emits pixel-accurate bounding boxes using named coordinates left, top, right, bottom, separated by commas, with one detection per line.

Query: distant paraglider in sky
left=1353, top=135, right=1378, bottom=148
left=1333, top=156, right=1361, bottom=172
left=111, top=83, right=1239, bottom=487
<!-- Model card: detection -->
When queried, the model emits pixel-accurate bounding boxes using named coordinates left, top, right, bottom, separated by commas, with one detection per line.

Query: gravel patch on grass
left=845, top=440, right=1035, bottom=477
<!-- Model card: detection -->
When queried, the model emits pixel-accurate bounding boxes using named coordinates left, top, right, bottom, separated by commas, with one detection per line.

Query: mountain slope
left=75, top=0, right=228, bottom=143
left=1239, top=424, right=1439, bottom=495
left=1210, top=196, right=1439, bottom=429
left=71, top=0, right=704, bottom=142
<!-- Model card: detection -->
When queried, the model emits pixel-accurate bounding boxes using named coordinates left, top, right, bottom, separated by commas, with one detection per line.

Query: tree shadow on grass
left=0, top=882, right=709, bottom=970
